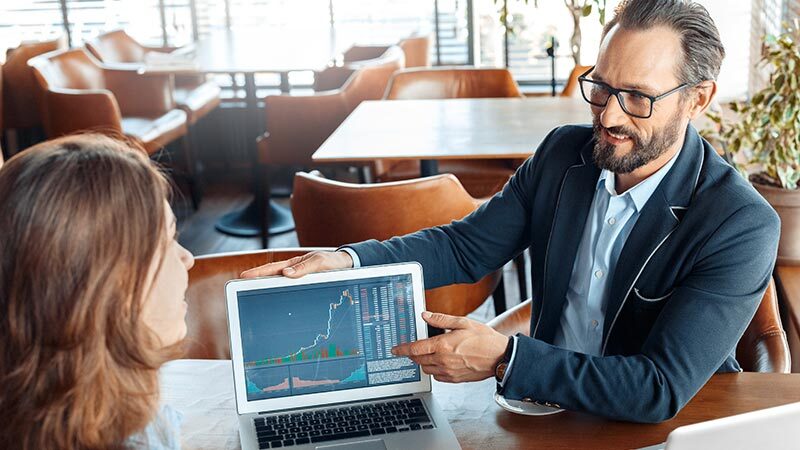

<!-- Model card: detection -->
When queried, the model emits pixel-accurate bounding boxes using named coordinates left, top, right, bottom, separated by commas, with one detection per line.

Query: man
left=243, top=0, right=780, bottom=423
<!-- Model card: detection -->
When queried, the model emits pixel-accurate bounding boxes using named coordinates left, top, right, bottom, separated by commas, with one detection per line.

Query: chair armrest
left=103, top=67, right=176, bottom=117
left=43, top=87, right=123, bottom=137
left=258, top=92, right=350, bottom=166
left=487, top=299, right=532, bottom=337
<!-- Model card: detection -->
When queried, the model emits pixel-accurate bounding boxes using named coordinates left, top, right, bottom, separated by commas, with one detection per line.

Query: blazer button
left=522, top=397, right=533, bottom=402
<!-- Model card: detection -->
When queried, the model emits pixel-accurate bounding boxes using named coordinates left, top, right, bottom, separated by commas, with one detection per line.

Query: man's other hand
left=392, top=311, right=509, bottom=383
left=240, top=250, right=353, bottom=279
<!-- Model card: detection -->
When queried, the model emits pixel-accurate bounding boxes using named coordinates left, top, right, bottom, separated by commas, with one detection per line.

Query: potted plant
left=705, top=24, right=800, bottom=264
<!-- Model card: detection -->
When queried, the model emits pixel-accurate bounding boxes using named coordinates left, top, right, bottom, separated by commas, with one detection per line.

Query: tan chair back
left=260, top=46, right=403, bottom=167
left=398, top=35, right=431, bottom=68
left=2, top=36, right=67, bottom=129
left=383, top=67, right=522, bottom=100
left=30, top=48, right=106, bottom=91
left=562, top=64, right=593, bottom=98
left=291, top=171, right=501, bottom=316
left=185, top=248, right=333, bottom=359
left=85, top=29, right=148, bottom=63
left=341, top=46, right=405, bottom=112
left=489, top=278, right=791, bottom=373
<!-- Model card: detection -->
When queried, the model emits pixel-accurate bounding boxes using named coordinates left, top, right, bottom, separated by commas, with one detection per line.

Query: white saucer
left=494, top=392, right=565, bottom=416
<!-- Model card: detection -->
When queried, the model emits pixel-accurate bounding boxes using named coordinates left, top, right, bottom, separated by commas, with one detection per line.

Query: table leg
left=214, top=72, right=295, bottom=245
left=279, top=72, right=290, bottom=93
left=420, top=160, right=439, bottom=177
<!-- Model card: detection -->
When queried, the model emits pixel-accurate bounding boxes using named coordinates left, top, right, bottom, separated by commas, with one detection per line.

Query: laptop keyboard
left=253, top=398, right=434, bottom=448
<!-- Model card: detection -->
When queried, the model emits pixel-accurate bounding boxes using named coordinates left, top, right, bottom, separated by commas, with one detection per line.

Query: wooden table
left=776, top=265, right=800, bottom=373
left=160, top=359, right=800, bottom=449
left=312, top=98, right=593, bottom=177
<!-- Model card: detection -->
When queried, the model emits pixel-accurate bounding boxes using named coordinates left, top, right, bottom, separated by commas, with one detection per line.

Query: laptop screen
left=237, top=273, right=421, bottom=402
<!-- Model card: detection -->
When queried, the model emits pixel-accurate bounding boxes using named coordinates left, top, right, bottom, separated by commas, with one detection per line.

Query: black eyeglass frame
left=578, top=66, right=689, bottom=119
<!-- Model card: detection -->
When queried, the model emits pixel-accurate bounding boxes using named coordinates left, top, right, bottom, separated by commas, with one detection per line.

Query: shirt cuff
left=337, top=247, right=361, bottom=268
left=498, top=335, right=518, bottom=387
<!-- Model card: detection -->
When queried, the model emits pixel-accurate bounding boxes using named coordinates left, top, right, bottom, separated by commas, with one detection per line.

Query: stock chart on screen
left=238, top=274, right=420, bottom=401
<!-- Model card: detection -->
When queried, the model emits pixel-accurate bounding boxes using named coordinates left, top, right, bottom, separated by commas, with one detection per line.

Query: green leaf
left=582, top=4, right=592, bottom=16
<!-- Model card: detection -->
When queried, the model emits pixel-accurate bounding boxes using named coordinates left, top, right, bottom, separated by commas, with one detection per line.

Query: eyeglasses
left=578, top=66, right=688, bottom=119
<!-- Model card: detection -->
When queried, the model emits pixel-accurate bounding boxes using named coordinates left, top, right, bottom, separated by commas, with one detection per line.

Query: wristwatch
left=494, top=336, right=515, bottom=383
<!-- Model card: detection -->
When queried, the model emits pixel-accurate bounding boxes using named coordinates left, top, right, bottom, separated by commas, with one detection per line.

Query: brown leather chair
left=29, top=47, right=202, bottom=207
left=488, top=278, right=791, bottom=374
left=290, top=171, right=504, bottom=318
left=85, top=30, right=221, bottom=125
left=398, top=35, right=431, bottom=68
left=376, top=67, right=524, bottom=199
left=315, top=34, right=428, bottom=92
left=29, top=47, right=188, bottom=154
left=254, top=47, right=405, bottom=246
left=313, top=45, right=397, bottom=92
left=2, top=36, right=67, bottom=151
left=528, top=64, right=593, bottom=98
left=184, top=247, right=332, bottom=359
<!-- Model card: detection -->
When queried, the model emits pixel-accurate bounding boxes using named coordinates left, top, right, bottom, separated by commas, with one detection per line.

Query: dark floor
left=175, top=182, right=527, bottom=322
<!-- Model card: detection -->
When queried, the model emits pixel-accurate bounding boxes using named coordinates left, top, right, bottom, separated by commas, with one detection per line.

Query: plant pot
left=753, top=182, right=800, bottom=265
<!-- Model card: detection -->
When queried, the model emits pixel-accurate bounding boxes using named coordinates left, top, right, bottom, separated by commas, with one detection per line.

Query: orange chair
left=528, top=64, right=593, bottom=98
left=313, top=45, right=398, bottom=92
left=488, top=279, right=791, bottom=373
left=290, top=171, right=505, bottom=318
left=184, top=248, right=332, bottom=359
left=254, top=47, right=405, bottom=247
left=29, top=48, right=202, bottom=207
left=29, top=47, right=187, bottom=153
left=2, top=36, right=67, bottom=152
left=398, top=34, right=431, bottom=68
left=376, top=67, right=524, bottom=199
left=315, top=34, right=429, bottom=92
left=86, top=30, right=221, bottom=125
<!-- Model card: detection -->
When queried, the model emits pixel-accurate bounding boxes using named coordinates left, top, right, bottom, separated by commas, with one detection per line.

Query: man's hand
left=240, top=250, right=353, bottom=278
left=392, top=311, right=509, bottom=383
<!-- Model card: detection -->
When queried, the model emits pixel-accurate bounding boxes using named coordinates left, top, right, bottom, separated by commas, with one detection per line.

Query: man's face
left=590, top=25, right=691, bottom=174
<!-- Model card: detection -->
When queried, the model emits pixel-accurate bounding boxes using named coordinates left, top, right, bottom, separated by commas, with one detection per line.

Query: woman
left=0, top=134, right=195, bottom=449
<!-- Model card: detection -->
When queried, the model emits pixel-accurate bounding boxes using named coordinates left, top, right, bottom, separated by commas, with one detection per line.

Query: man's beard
left=591, top=110, right=684, bottom=174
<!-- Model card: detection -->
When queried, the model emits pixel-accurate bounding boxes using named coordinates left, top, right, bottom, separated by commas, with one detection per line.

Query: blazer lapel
left=600, top=125, right=705, bottom=354
left=535, top=142, right=600, bottom=343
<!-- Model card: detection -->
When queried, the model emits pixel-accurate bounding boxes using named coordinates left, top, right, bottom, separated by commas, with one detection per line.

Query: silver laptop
left=639, top=401, right=800, bottom=450
left=225, top=262, right=461, bottom=450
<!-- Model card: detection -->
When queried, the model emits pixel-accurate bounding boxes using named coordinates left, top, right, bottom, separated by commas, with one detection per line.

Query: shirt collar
left=596, top=147, right=682, bottom=212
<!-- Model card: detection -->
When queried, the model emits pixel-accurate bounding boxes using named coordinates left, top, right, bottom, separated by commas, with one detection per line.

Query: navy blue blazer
left=349, top=124, right=780, bottom=423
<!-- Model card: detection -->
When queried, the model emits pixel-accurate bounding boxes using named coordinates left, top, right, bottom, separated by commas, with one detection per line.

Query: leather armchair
left=185, top=247, right=332, bottom=359
left=290, top=171, right=503, bottom=317
left=488, top=278, right=791, bottom=374
left=253, top=47, right=404, bottom=246
left=377, top=67, right=524, bottom=199
left=313, top=45, right=396, bottom=92
left=86, top=30, right=221, bottom=125
left=398, top=35, right=431, bottom=68
left=313, top=33, right=428, bottom=92
left=2, top=36, right=67, bottom=151
left=29, top=47, right=188, bottom=154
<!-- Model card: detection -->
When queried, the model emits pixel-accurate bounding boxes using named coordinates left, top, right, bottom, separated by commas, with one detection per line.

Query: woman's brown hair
left=0, top=134, right=176, bottom=449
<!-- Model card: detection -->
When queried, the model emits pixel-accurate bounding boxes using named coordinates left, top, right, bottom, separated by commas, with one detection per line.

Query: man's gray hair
left=603, top=0, right=725, bottom=84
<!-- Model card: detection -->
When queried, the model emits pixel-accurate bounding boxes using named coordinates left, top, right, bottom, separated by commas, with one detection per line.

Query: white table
left=159, top=359, right=497, bottom=450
